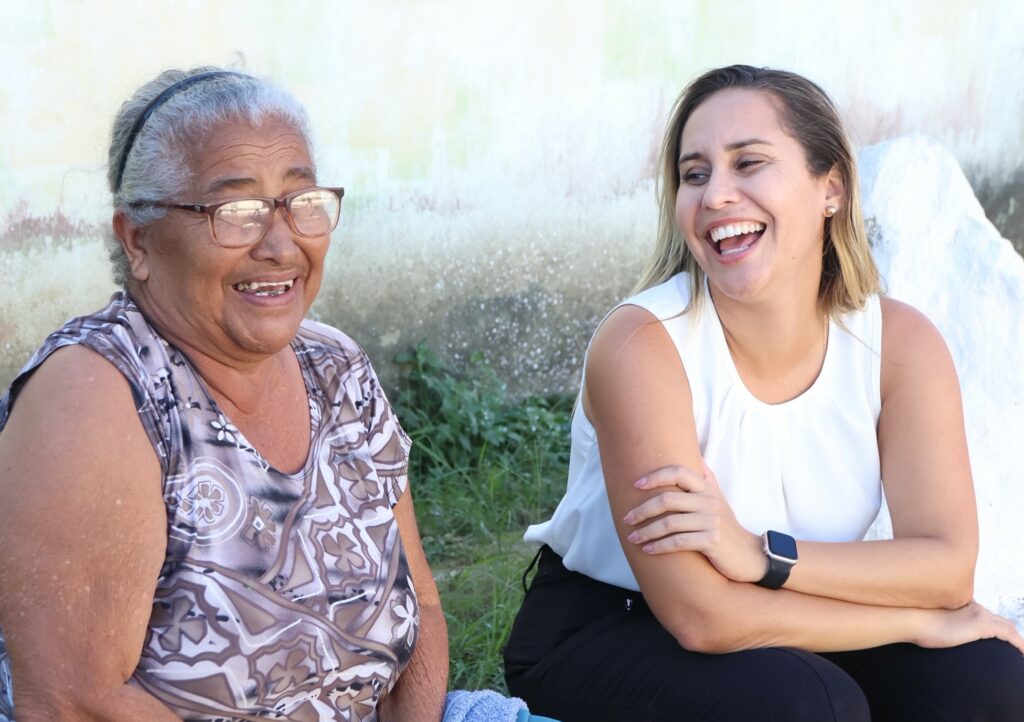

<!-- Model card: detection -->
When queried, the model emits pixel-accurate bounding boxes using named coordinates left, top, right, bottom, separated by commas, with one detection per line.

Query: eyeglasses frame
left=135, top=186, right=345, bottom=248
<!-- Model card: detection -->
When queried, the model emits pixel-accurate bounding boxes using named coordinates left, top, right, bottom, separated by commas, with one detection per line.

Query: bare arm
left=378, top=487, right=448, bottom=722
left=0, top=347, right=179, bottom=721
left=588, top=305, right=1020, bottom=654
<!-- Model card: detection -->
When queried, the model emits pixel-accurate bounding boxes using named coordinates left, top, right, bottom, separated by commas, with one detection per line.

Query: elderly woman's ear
left=113, top=211, right=151, bottom=282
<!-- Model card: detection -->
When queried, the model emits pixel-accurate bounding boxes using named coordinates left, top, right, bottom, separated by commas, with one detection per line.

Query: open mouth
left=232, top=278, right=296, bottom=297
left=708, top=222, right=765, bottom=256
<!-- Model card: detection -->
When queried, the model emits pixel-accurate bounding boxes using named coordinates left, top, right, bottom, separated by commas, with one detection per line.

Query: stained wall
left=2, top=0, right=1022, bottom=392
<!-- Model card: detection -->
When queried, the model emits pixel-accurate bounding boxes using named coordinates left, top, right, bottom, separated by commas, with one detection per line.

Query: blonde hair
left=635, top=65, right=880, bottom=315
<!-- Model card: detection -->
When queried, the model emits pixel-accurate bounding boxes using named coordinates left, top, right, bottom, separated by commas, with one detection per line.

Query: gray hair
left=107, top=66, right=314, bottom=286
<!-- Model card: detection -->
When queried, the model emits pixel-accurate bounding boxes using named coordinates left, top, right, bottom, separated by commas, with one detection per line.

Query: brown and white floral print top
left=0, top=292, right=418, bottom=721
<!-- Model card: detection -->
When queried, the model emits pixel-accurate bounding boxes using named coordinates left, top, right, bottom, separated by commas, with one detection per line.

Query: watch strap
left=756, top=555, right=793, bottom=589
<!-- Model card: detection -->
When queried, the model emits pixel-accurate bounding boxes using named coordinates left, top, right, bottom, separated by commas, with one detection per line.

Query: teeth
left=233, top=279, right=295, bottom=295
left=721, top=243, right=753, bottom=256
left=710, top=222, right=765, bottom=242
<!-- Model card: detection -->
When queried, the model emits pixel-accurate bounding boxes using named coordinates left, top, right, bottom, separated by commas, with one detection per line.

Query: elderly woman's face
left=131, top=119, right=329, bottom=361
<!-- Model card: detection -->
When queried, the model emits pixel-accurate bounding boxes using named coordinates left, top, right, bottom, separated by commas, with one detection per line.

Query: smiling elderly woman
left=0, top=68, right=447, bottom=721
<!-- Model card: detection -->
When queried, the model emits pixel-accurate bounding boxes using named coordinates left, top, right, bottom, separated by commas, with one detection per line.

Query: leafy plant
left=392, top=341, right=573, bottom=691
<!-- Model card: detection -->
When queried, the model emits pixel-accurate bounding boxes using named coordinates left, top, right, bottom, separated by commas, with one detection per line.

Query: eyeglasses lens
left=212, top=189, right=341, bottom=247
left=215, top=200, right=272, bottom=247
left=289, top=189, right=341, bottom=236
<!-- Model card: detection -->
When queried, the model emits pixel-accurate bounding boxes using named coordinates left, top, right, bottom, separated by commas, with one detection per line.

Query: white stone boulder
left=861, top=135, right=1024, bottom=626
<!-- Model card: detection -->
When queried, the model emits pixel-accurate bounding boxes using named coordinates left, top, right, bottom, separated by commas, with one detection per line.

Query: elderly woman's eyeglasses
left=141, top=187, right=345, bottom=248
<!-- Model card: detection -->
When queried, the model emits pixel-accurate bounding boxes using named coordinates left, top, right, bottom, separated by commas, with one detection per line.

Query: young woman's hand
left=916, top=602, right=1024, bottom=654
left=622, top=463, right=768, bottom=583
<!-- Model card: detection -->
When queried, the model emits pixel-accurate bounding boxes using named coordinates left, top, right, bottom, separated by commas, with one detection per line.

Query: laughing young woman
left=503, top=65, right=1024, bottom=722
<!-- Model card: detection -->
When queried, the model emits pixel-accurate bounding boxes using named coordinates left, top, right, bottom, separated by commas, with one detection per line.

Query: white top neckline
left=704, top=284, right=835, bottom=410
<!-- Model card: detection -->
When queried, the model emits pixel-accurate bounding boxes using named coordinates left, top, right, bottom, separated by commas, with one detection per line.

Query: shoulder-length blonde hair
left=635, top=65, right=880, bottom=315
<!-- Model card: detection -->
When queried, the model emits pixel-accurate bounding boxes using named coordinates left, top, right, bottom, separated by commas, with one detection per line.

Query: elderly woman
left=504, top=65, right=1024, bottom=721
left=0, top=68, right=447, bottom=721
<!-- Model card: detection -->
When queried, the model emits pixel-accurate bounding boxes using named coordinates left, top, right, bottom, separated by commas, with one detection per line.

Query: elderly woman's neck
left=126, top=284, right=302, bottom=415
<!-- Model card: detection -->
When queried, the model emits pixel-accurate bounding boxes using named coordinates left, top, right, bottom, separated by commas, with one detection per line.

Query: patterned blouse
left=0, top=292, right=419, bottom=721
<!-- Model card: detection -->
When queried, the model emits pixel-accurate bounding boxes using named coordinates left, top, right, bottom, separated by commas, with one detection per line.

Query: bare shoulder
left=880, top=297, right=952, bottom=365
left=1, top=344, right=161, bottom=482
left=0, top=341, right=164, bottom=555
left=587, top=304, right=687, bottom=387
left=879, top=297, right=958, bottom=395
left=583, top=303, right=690, bottom=421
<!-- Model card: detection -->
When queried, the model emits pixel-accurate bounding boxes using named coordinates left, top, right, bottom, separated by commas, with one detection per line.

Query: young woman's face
left=675, top=89, right=838, bottom=305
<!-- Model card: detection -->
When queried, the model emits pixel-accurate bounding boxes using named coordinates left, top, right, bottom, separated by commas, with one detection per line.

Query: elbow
left=934, top=552, right=976, bottom=610
left=664, top=610, right=743, bottom=654
left=938, top=572, right=975, bottom=610
left=671, top=623, right=740, bottom=654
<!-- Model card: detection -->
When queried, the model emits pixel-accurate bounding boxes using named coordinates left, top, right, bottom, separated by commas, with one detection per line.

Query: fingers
left=634, top=464, right=704, bottom=492
left=627, top=511, right=712, bottom=546
left=630, top=527, right=718, bottom=556
left=994, top=615, right=1024, bottom=655
left=1006, top=628, right=1024, bottom=655
left=965, top=603, right=1024, bottom=655
left=623, top=491, right=701, bottom=525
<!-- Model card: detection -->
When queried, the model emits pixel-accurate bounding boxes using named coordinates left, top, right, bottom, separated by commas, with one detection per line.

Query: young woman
left=504, top=65, right=1024, bottom=722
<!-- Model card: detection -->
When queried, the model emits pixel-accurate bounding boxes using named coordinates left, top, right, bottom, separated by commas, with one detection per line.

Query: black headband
left=113, top=70, right=247, bottom=193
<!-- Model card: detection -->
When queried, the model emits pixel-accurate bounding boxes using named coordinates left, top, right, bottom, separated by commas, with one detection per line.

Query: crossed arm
left=585, top=300, right=1023, bottom=655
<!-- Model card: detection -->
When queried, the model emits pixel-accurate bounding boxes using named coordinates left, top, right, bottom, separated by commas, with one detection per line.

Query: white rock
left=861, top=135, right=1024, bottom=625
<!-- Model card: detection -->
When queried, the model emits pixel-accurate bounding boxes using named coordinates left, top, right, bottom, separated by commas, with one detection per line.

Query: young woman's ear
left=113, top=211, right=151, bottom=282
left=824, top=165, right=845, bottom=215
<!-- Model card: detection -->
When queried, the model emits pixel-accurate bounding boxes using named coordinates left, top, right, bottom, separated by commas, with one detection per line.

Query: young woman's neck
left=708, top=281, right=828, bottom=385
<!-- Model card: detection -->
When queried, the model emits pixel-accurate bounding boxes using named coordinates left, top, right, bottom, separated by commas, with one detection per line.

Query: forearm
left=786, top=536, right=974, bottom=609
left=380, top=600, right=448, bottom=722
left=673, top=573, right=935, bottom=654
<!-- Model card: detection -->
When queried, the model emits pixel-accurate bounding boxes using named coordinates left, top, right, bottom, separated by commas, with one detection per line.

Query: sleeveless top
left=525, top=273, right=884, bottom=591
left=0, top=292, right=417, bottom=722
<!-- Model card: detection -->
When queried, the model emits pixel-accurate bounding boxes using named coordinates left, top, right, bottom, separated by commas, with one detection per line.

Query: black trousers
left=503, top=546, right=1024, bottom=722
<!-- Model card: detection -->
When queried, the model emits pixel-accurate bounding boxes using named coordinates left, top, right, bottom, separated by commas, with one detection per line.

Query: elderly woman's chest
left=158, top=359, right=397, bottom=598
left=136, top=361, right=415, bottom=719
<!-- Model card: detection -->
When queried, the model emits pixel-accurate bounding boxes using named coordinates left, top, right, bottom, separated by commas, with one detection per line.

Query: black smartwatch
left=756, top=530, right=798, bottom=589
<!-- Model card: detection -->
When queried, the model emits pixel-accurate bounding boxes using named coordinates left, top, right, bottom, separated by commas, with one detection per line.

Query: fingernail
left=627, top=531, right=640, bottom=542
left=623, top=512, right=636, bottom=524
left=634, top=477, right=647, bottom=488
left=642, top=544, right=654, bottom=553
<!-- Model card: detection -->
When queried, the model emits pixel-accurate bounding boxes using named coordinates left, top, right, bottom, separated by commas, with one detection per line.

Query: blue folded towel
left=443, top=689, right=535, bottom=722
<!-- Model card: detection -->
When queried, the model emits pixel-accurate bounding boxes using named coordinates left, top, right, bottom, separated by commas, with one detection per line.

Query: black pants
left=503, top=546, right=1024, bottom=722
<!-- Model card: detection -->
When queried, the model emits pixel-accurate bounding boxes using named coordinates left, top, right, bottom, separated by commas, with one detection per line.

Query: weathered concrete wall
left=2, top=0, right=1022, bottom=394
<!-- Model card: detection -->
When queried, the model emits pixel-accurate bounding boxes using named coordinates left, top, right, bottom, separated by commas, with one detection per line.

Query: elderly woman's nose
left=252, top=207, right=302, bottom=258
left=701, top=169, right=742, bottom=210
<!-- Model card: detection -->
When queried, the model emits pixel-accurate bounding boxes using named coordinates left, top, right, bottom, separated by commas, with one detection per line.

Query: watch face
left=766, top=530, right=798, bottom=562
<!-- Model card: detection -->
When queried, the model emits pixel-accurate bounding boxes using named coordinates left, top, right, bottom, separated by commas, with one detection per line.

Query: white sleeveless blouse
left=525, top=273, right=883, bottom=591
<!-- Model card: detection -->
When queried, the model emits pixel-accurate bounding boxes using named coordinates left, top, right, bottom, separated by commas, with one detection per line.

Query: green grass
left=393, top=342, right=573, bottom=692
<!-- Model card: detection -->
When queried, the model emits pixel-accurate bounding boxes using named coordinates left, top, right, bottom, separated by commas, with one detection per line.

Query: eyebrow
left=202, top=166, right=317, bottom=195
left=678, top=138, right=773, bottom=165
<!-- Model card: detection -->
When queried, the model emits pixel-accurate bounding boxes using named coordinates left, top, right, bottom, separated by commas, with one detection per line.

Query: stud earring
left=825, top=205, right=838, bottom=217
